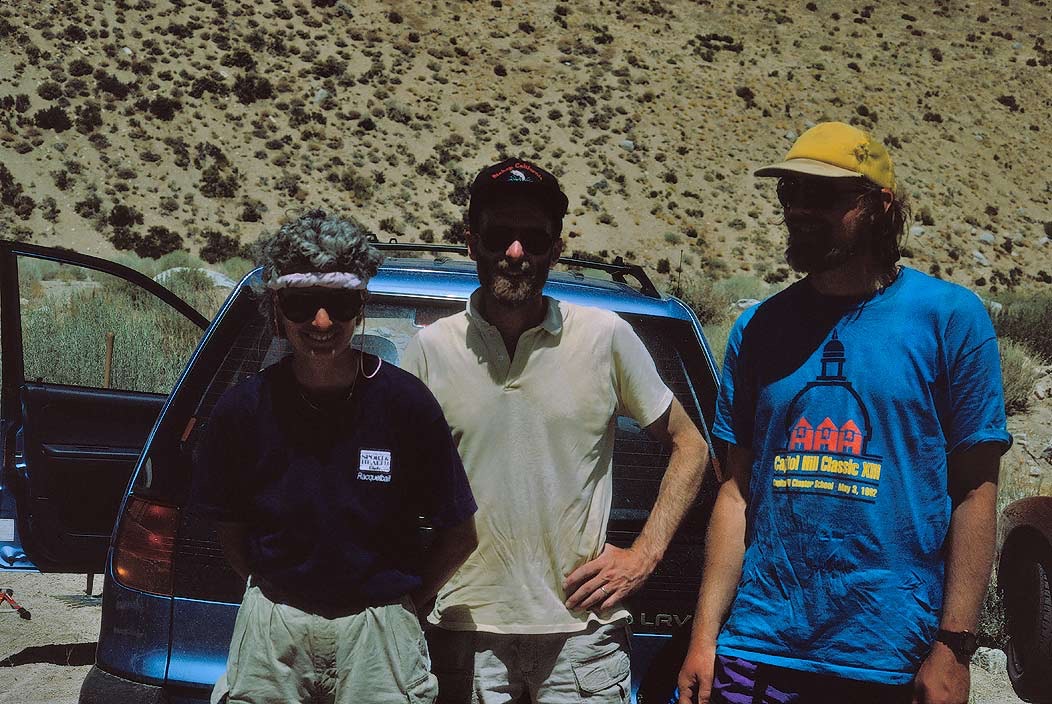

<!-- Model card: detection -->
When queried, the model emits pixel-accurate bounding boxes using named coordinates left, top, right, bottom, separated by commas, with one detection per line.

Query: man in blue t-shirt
left=677, top=123, right=1011, bottom=704
left=192, top=210, right=478, bottom=704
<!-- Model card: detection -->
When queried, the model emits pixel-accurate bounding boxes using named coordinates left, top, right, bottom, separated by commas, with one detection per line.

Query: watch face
left=962, top=632, right=979, bottom=654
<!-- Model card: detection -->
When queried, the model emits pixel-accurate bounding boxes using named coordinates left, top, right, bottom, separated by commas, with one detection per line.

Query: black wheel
left=1004, top=543, right=1052, bottom=703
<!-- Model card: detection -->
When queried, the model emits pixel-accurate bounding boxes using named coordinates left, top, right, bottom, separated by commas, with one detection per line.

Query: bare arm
left=564, top=398, right=709, bottom=610
left=677, top=443, right=752, bottom=704
left=412, top=516, right=478, bottom=612
left=215, top=521, right=252, bottom=583
left=912, top=442, right=1001, bottom=704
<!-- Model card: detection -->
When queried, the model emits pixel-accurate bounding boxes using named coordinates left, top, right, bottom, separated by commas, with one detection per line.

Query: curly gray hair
left=253, top=209, right=384, bottom=331
left=257, top=208, right=384, bottom=285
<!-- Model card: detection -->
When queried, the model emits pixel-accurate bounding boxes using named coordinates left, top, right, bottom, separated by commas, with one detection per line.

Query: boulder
left=971, top=647, right=1007, bottom=674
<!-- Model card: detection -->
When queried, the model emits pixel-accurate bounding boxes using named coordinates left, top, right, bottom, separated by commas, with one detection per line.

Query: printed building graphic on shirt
left=771, top=332, right=885, bottom=503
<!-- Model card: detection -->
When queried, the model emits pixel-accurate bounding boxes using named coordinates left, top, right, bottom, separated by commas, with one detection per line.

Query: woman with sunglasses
left=192, top=209, right=478, bottom=704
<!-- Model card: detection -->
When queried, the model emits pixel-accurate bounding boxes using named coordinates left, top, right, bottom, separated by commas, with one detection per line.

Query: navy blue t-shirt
left=192, top=354, right=477, bottom=609
left=713, top=267, right=1011, bottom=683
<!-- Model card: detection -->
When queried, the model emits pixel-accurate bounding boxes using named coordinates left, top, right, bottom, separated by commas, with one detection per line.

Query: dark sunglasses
left=276, top=289, right=364, bottom=323
left=479, top=227, right=556, bottom=256
left=776, top=177, right=871, bottom=209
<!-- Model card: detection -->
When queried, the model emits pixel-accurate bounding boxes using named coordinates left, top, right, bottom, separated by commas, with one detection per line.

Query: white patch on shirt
left=358, top=449, right=392, bottom=483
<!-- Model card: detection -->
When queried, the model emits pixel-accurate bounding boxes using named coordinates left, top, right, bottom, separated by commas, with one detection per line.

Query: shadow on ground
left=53, top=594, right=103, bottom=609
left=0, top=643, right=96, bottom=668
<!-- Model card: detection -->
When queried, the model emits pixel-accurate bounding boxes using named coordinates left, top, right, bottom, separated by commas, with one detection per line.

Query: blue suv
left=0, top=240, right=722, bottom=703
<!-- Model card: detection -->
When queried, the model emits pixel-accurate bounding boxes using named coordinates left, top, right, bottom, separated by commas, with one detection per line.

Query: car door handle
left=41, top=444, right=141, bottom=462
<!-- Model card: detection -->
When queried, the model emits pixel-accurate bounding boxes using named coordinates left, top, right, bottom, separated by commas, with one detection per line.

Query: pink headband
left=266, top=272, right=366, bottom=291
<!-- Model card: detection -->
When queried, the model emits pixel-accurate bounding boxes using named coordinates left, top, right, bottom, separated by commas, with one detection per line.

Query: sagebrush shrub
left=1000, top=338, right=1045, bottom=415
left=992, top=292, right=1052, bottom=361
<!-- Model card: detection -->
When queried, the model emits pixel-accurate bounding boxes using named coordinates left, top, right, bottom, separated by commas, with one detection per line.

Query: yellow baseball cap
left=754, top=122, right=896, bottom=193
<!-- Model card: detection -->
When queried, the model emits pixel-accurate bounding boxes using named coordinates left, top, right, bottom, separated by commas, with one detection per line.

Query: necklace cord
left=359, top=308, right=382, bottom=379
left=294, top=307, right=384, bottom=411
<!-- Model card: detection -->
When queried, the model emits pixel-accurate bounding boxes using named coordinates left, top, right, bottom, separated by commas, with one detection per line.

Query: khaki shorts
left=427, top=621, right=631, bottom=704
left=212, top=581, right=437, bottom=704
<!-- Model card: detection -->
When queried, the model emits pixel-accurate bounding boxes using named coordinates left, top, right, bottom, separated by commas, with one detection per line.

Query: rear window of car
left=185, top=289, right=716, bottom=526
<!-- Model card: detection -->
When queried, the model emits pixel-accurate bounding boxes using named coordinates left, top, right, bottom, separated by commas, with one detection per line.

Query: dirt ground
left=3, top=1, right=1052, bottom=296
left=0, top=572, right=1030, bottom=704
left=0, top=573, right=99, bottom=704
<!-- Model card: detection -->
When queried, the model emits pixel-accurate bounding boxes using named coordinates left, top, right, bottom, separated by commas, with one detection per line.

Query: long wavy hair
left=857, top=183, right=912, bottom=273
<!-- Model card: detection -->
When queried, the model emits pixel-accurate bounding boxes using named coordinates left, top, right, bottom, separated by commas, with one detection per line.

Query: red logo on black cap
left=490, top=162, right=546, bottom=183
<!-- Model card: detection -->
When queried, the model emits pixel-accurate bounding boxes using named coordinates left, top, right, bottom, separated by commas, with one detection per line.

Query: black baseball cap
left=468, top=158, right=570, bottom=235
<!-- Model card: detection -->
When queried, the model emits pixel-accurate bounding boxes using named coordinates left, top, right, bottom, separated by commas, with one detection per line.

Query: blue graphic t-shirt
left=712, top=267, right=1011, bottom=684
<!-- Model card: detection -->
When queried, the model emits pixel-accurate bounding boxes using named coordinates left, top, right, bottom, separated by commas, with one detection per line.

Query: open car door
left=0, top=241, right=209, bottom=572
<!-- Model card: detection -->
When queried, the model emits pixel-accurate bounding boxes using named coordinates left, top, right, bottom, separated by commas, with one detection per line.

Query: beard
left=477, top=253, right=550, bottom=306
left=785, top=217, right=865, bottom=274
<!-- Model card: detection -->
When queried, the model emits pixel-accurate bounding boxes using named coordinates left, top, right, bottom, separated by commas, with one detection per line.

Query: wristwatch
left=935, top=629, right=979, bottom=660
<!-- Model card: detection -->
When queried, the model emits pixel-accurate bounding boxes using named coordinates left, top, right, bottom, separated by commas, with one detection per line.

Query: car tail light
left=112, top=496, right=179, bottom=596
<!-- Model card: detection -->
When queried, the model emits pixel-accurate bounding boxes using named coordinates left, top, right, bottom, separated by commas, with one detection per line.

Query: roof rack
left=369, top=241, right=662, bottom=299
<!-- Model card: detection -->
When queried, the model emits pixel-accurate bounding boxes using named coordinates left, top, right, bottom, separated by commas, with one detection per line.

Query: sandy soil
left=0, top=573, right=99, bottom=704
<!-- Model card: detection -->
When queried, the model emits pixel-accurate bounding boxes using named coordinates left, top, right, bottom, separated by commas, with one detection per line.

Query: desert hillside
left=1, top=0, right=1050, bottom=292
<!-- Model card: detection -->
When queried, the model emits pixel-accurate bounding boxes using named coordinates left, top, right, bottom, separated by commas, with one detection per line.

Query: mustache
left=785, top=215, right=831, bottom=239
left=784, top=218, right=868, bottom=274
left=495, top=258, right=534, bottom=274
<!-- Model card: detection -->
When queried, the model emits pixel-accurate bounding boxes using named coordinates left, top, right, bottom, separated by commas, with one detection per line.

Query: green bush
left=711, top=274, right=772, bottom=303
left=199, top=230, right=248, bottom=264
left=329, top=168, right=373, bottom=204
left=17, top=250, right=248, bottom=397
left=147, top=96, right=182, bottom=121
left=21, top=281, right=205, bottom=394
left=200, top=165, right=240, bottom=198
left=162, top=268, right=229, bottom=314
left=109, top=249, right=190, bottom=278
left=143, top=226, right=185, bottom=258
left=671, top=274, right=786, bottom=369
left=212, top=256, right=254, bottom=283
left=672, top=274, right=773, bottom=327
left=107, top=251, right=241, bottom=314
left=991, top=290, right=1052, bottom=361
left=233, top=73, right=274, bottom=105
left=671, top=277, right=725, bottom=325
left=999, top=338, right=1045, bottom=415
left=32, top=106, right=73, bottom=132
left=704, top=317, right=734, bottom=371
left=17, top=258, right=88, bottom=286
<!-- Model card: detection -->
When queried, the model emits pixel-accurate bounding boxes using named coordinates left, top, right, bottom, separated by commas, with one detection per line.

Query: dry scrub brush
left=999, top=339, right=1046, bottom=416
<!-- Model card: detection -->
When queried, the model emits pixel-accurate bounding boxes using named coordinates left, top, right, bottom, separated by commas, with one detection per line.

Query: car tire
left=1004, top=542, right=1052, bottom=703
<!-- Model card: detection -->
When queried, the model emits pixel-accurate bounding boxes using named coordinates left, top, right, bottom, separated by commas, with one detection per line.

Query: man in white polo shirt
left=402, top=158, right=710, bottom=704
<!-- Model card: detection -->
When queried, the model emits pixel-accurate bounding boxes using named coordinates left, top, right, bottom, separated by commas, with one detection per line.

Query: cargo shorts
left=212, top=580, right=438, bottom=704
left=427, top=620, right=632, bottom=704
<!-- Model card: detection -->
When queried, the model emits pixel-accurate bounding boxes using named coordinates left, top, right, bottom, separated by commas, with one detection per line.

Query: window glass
left=193, top=291, right=708, bottom=427
left=18, top=256, right=216, bottom=394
